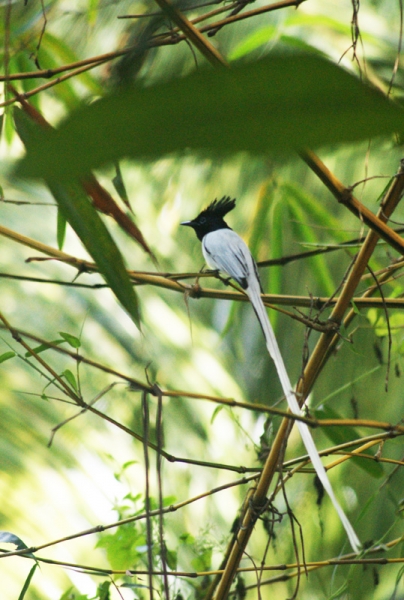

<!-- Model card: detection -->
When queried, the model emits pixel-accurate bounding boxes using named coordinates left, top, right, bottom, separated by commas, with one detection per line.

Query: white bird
left=182, top=196, right=360, bottom=553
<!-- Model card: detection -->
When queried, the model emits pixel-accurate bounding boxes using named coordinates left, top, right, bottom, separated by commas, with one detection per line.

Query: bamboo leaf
left=0, top=351, right=16, bottom=363
left=287, top=195, right=335, bottom=295
left=49, top=181, right=141, bottom=327
left=57, top=207, right=67, bottom=250
left=62, top=369, right=78, bottom=390
left=59, top=331, right=81, bottom=348
left=13, top=108, right=141, bottom=328
left=15, top=54, right=404, bottom=182
left=25, top=340, right=64, bottom=357
left=18, top=564, right=38, bottom=600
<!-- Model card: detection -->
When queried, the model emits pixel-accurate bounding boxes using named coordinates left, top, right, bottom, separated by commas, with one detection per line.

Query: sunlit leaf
left=96, top=581, right=111, bottom=600
left=0, top=351, right=16, bottom=363
left=59, top=331, right=81, bottom=348
left=24, top=340, right=65, bottom=357
left=41, top=32, right=102, bottom=95
left=228, top=25, right=277, bottom=61
left=96, top=525, right=146, bottom=570
left=62, top=369, right=78, bottom=390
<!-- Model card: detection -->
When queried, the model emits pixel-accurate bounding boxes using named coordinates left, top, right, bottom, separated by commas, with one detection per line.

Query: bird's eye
left=199, top=217, right=206, bottom=224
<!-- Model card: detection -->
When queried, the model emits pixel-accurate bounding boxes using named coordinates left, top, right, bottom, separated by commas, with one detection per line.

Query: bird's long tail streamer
left=247, top=284, right=361, bottom=553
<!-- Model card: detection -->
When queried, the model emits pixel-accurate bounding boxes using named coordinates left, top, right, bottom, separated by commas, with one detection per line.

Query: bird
left=181, top=196, right=360, bottom=553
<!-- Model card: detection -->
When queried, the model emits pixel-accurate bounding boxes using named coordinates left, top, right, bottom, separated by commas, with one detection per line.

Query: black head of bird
left=181, top=196, right=236, bottom=241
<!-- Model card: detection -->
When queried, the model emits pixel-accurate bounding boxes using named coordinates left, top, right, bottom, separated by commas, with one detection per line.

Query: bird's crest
left=199, top=196, right=236, bottom=219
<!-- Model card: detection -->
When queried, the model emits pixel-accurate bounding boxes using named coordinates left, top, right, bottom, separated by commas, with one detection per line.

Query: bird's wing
left=202, top=229, right=252, bottom=289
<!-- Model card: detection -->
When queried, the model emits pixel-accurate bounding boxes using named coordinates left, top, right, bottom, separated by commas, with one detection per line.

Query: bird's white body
left=202, top=228, right=360, bottom=553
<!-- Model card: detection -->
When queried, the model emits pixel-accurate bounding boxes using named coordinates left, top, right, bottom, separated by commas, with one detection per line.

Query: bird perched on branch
left=181, top=196, right=360, bottom=553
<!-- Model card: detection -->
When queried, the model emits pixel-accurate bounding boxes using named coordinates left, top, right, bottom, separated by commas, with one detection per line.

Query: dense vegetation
left=1, top=0, right=404, bottom=598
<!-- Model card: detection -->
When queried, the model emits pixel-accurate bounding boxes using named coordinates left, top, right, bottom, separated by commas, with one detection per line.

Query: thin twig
left=142, top=391, right=154, bottom=600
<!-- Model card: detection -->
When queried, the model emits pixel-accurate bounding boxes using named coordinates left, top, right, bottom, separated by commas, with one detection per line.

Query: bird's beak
left=180, top=220, right=193, bottom=227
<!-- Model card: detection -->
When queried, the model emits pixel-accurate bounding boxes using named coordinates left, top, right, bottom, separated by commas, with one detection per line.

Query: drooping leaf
left=112, top=162, right=130, bottom=208
left=82, top=176, right=157, bottom=262
left=57, top=207, right=67, bottom=250
left=14, top=102, right=141, bottom=327
left=13, top=96, right=155, bottom=262
left=62, top=369, right=78, bottom=390
left=18, top=563, right=38, bottom=600
left=15, top=54, right=404, bottom=182
left=48, top=181, right=141, bottom=327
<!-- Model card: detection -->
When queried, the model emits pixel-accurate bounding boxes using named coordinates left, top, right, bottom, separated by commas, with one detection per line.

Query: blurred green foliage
left=1, top=0, right=404, bottom=599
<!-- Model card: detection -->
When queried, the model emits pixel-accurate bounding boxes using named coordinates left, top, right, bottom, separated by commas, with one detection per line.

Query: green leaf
left=57, top=208, right=67, bottom=250
left=41, top=32, right=102, bottom=96
left=96, top=525, right=146, bottom=570
left=228, top=25, right=277, bottom=60
left=0, top=351, right=16, bottom=363
left=266, top=191, right=285, bottom=328
left=315, top=404, right=384, bottom=478
left=179, top=532, right=195, bottom=545
left=281, top=181, right=342, bottom=237
left=350, top=299, right=360, bottom=315
left=165, top=547, right=177, bottom=571
left=211, top=405, right=224, bottom=423
left=59, top=331, right=81, bottom=349
left=24, top=339, right=65, bottom=357
left=18, top=564, right=37, bottom=600
left=14, top=122, right=142, bottom=328
left=14, top=108, right=140, bottom=327
left=62, top=369, right=78, bottom=391
left=112, top=162, right=130, bottom=205
left=88, top=0, right=100, bottom=27
left=48, top=181, right=141, bottom=327
left=15, top=54, right=404, bottom=182
left=287, top=195, right=335, bottom=296
left=14, top=108, right=140, bottom=328
left=4, top=111, right=15, bottom=145
left=191, top=546, right=212, bottom=572
left=36, top=41, right=81, bottom=110
left=16, top=53, right=41, bottom=112
left=96, top=581, right=111, bottom=600
left=13, top=107, right=39, bottom=146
